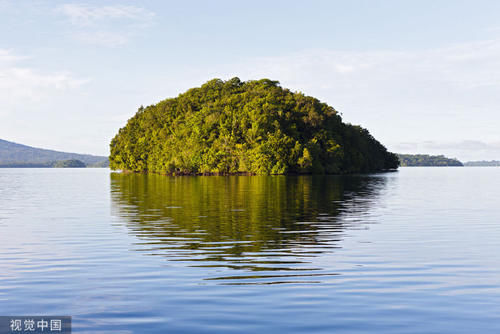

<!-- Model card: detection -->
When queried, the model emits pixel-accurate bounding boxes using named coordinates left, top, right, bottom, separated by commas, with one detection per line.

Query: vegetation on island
left=87, top=159, right=110, bottom=168
left=53, top=159, right=86, bottom=168
left=110, top=78, right=399, bottom=175
left=397, top=154, right=463, bottom=167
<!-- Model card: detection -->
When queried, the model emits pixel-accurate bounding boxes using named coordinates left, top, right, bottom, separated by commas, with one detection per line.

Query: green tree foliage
left=53, top=159, right=86, bottom=168
left=87, top=159, right=110, bottom=168
left=110, top=78, right=399, bottom=174
left=397, top=154, right=463, bottom=167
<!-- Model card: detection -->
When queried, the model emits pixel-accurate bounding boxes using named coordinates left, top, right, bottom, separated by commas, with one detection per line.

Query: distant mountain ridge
left=0, top=139, right=108, bottom=167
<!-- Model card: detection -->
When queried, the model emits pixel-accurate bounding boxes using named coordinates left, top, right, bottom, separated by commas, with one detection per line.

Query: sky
left=1, top=0, right=500, bottom=161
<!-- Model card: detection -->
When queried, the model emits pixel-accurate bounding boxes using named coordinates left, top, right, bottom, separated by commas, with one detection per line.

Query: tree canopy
left=110, top=78, right=399, bottom=175
left=53, top=159, right=86, bottom=168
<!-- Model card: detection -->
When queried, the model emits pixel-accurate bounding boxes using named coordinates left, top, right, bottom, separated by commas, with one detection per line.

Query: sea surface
left=1, top=167, right=500, bottom=333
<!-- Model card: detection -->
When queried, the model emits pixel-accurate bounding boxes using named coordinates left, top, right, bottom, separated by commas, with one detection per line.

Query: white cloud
left=0, top=49, right=88, bottom=109
left=58, top=4, right=155, bottom=26
left=56, top=4, right=155, bottom=46
left=221, top=39, right=500, bottom=96
left=0, top=49, right=26, bottom=63
left=75, top=31, right=128, bottom=47
left=198, top=38, right=500, bottom=160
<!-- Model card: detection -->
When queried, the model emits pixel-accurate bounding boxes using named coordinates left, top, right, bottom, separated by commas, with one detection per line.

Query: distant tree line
left=397, top=154, right=463, bottom=167
left=53, top=159, right=86, bottom=168
left=464, top=160, right=500, bottom=167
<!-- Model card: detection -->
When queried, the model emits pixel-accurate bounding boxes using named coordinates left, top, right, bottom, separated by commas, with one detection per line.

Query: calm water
left=1, top=168, right=500, bottom=333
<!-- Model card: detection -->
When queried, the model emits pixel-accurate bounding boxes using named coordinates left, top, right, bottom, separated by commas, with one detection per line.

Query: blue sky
left=1, top=0, right=500, bottom=160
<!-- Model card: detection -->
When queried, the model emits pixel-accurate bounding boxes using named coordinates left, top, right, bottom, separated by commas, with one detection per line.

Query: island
left=397, top=154, right=463, bottom=167
left=110, top=78, right=399, bottom=175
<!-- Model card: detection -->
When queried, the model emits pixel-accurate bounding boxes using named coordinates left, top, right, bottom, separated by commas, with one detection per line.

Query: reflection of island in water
left=111, top=174, right=388, bottom=284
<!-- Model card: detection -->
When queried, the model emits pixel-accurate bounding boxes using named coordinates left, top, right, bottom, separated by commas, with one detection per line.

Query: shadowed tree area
left=110, top=78, right=399, bottom=175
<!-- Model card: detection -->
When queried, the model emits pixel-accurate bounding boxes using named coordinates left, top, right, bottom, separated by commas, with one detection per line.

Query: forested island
left=397, top=154, right=463, bottom=167
left=110, top=78, right=399, bottom=175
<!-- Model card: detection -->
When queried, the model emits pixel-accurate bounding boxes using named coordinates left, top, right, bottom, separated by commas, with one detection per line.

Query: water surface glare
left=1, top=168, right=500, bottom=333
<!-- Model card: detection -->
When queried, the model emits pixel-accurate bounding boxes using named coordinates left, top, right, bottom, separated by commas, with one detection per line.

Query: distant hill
left=464, top=160, right=500, bottom=167
left=0, top=139, right=108, bottom=167
left=397, top=154, right=463, bottom=167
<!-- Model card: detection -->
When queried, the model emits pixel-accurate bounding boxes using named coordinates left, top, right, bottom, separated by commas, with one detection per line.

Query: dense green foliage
left=464, top=160, right=500, bottom=167
left=53, top=159, right=86, bottom=168
left=110, top=78, right=399, bottom=174
left=87, top=159, right=110, bottom=168
left=398, top=154, right=463, bottom=167
left=0, top=138, right=108, bottom=166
